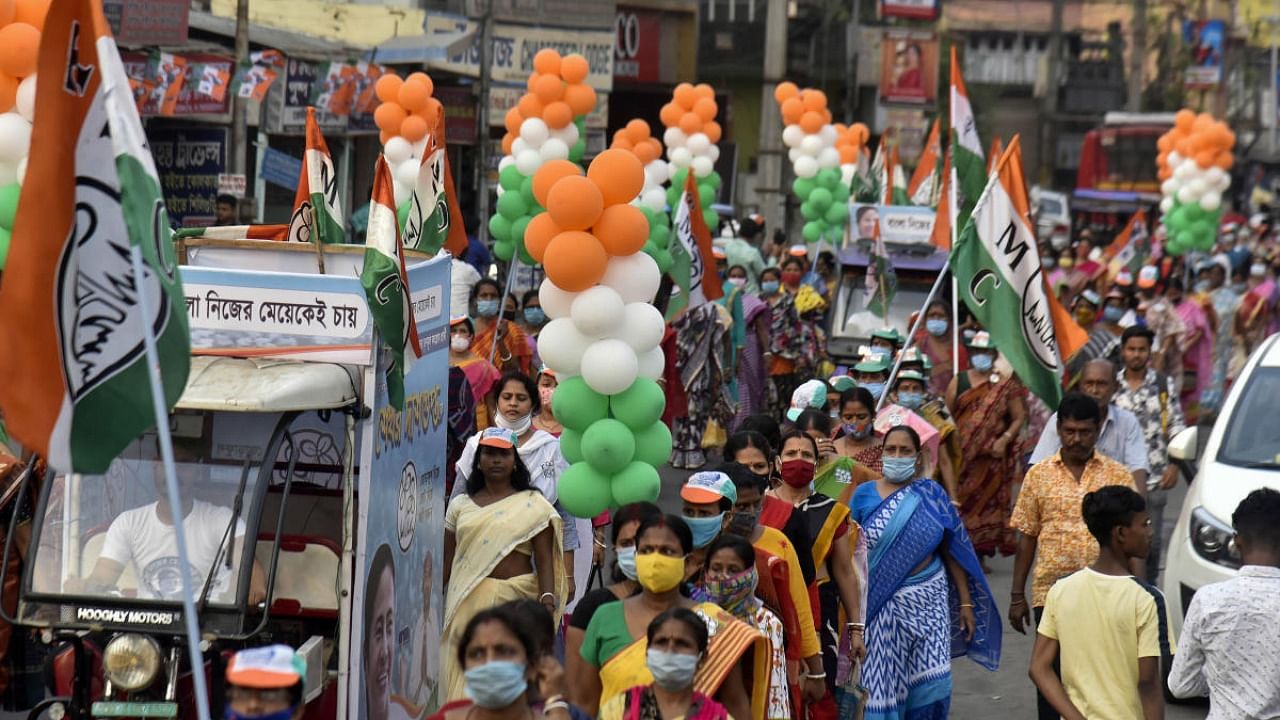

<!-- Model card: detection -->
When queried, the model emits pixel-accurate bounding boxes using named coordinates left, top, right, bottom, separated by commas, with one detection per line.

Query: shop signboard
left=274, top=57, right=347, bottom=132
left=260, top=147, right=303, bottom=192
left=614, top=7, right=662, bottom=83
left=149, top=127, right=227, bottom=227
left=104, top=0, right=188, bottom=45
left=435, top=86, right=479, bottom=145
left=426, top=14, right=614, bottom=92
left=880, top=0, right=938, bottom=21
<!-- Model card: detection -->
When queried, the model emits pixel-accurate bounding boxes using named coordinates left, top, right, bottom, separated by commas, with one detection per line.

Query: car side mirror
left=1168, top=427, right=1198, bottom=461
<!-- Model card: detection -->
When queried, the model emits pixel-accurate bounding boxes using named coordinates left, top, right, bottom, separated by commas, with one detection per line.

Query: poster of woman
left=880, top=30, right=938, bottom=105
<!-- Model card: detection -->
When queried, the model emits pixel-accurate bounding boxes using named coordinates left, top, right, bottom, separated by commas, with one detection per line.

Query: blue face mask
left=475, top=299, right=500, bottom=317
left=1194, top=279, right=1211, bottom=294
left=962, top=328, right=977, bottom=343
left=882, top=455, right=917, bottom=484
left=1102, top=305, right=1125, bottom=323
left=760, top=280, right=780, bottom=295
left=859, top=381, right=885, bottom=399
left=925, top=318, right=948, bottom=337
left=616, top=545, right=638, bottom=581
left=971, top=353, right=993, bottom=372
left=646, top=649, right=700, bottom=691
left=897, top=391, right=924, bottom=409
left=463, top=660, right=528, bottom=709
left=523, top=307, right=546, bottom=326
left=683, top=513, right=724, bottom=549
left=226, top=707, right=296, bottom=720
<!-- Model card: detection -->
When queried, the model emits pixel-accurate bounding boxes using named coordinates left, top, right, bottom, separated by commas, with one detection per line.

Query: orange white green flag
left=909, top=118, right=942, bottom=208
left=0, top=0, right=190, bottom=473
left=288, top=107, right=345, bottom=244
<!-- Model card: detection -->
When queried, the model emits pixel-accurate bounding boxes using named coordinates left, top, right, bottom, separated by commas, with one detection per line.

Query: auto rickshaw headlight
left=103, top=634, right=162, bottom=691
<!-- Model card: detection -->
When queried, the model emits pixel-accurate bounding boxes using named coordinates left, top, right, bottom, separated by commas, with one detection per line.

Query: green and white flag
left=950, top=45, right=986, bottom=228
left=289, top=106, right=345, bottom=244
left=401, top=132, right=450, bottom=254
left=362, top=155, right=422, bottom=410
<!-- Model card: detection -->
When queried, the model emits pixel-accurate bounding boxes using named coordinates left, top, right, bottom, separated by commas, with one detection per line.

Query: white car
left=1163, top=333, right=1280, bottom=636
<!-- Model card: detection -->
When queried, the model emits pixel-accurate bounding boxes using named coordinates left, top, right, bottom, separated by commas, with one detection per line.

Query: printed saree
left=953, top=374, right=1022, bottom=557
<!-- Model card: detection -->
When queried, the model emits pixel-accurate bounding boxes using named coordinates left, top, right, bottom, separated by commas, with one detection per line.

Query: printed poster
left=1184, top=20, right=1224, bottom=88
left=879, top=30, right=938, bottom=105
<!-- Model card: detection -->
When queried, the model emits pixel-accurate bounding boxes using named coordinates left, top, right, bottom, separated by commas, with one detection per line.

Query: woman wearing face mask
left=913, top=300, right=967, bottom=396
left=832, top=387, right=882, bottom=474
left=848, top=426, right=1000, bottom=719
left=725, top=266, right=772, bottom=429
left=442, top=428, right=566, bottom=702
left=890, top=371, right=958, bottom=500
left=945, top=331, right=1027, bottom=567
left=471, top=278, right=533, bottom=375
left=788, top=411, right=878, bottom=501
left=597, top=609, right=733, bottom=720
left=449, top=316, right=502, bottom=430
left=1064, top=288, right=1127, bottom=383
left=452, top=373, right=583, bottom=604
left=852, top=355, right=891, bottom=403
left=760, top=267, right=822, bottom=419
left=532, top=367, right=561, bottom=436
left=579, top=515, right=768, bottom=719
left=521, top=289, right=548, bottom=362
left=429, top=604, right=575, bottom=720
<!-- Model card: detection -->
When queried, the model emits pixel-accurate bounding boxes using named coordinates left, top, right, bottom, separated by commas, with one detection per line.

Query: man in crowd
left=1009, top=392, right=1139, bottom=720
left=1169, top=488, right=1280, bottom=717
left=214, top=193, right=238, bottom=226
left=224, top=644, right=307, bottom=720
left=1113, top=325, right=1187, bottom=583
left=1030, top=359, right=1150, bottom=490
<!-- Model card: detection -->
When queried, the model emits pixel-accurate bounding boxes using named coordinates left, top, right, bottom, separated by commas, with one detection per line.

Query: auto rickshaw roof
left=177, top=357, right=359, bottom=412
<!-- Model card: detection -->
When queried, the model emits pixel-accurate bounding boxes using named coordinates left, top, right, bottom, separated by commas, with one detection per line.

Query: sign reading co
left=614, top=7, right=661, bottom=83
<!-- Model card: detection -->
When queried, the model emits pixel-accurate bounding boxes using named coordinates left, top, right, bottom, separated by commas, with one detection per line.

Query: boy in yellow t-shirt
left=1031, top=486, right=1173, bottom=720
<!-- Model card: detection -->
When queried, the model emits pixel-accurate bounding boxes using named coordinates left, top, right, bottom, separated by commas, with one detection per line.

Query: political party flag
left=361, top=156, right=422, bottom=410
left=175, top=224, right=291, bottom=242
left=988, top=136, right=1004, bottom=173
left=669, top=171, right=723, bottom=317
left=930, top=149, right=953, bottom=250
left=354, top=61, right=384, bottom=114
left=152, top=52, right=187, bottom=117
left=289, top=107, right=345, bottom=244
left=315, top=63, right=358, bottom=117
left=909, top=119, right=942, bottom=208
left=885, top=145, right=910, bottom=206
left=250, top=49, right=285, bottom=68
left=953, top=136, right=1086, bottom=406
left=950, top=45, right=986, bottom=228
left=193, top=63, right=230, bottom=101
left=865, top=219, right=897, bottom=319
left=1104, top=210, right=1150, bottom=282
left=402, top=125, right=467, bottom=256
left=0, top=0, right=190, bottom=473
left=234, top=63, right=277, bottom=102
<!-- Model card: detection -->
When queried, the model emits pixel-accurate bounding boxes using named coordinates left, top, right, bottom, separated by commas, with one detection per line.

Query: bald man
left=1030, top=359, right=1149, bottom=491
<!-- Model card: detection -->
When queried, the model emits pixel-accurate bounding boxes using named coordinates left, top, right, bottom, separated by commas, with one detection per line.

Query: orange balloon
left=380, top=130, right=395, bottom=145
left=0, top=73, right=14, bottom=114
left=587, top=149, right=645, bottom=206
left=534, top=49, right=562, bottom=76
left=423, top=98, right=444, bottom=127
left=517, top=94, right=545, bottom=119
left=524, top=213, right=560, bottom=263
left=851, top=123, right=870, bottom=144
left=0, top=0, right=12, bottom=25
left=626, top=119, right=650, bottom=142
left=1174, top=109, right=1195, bottom=130
left=693, top=97, right=717, bottom=122
left=593, top=204, right=648, bottom=256
left=780, top=97, right=803, bottom=125
left=373, top=102, right=407, bottom=133
left=544, top=231, right=607, bottom=292
left=547, top=175, right=605, bottom=231
left=635, top=140, right=660, bottom=165
left=13, top=0, right=47, bottom=30
left=374, top=73, right=402, bottom=104
left=533, top=160, right=584, bottom=207
left=1156, top=151, right=1168, bottom=169
left=543, top=101, right=573, bottom=129
left=704, top=121, right=722, bottom=144
left=1217, top=153, right=1234, bottom=170
left=659, top=102, right=682, bottom=128
left=502, top=134, right=515, bottom=156
left=678, top=112, right=702, bottom=135
left=533, top=73, right=564, bottom=103
left=504, top=107, right=523, bottom=135
left=801, top=89, right=827, bottom=111
left=839, top=145, right=857, bottom=164
left=397, top=80, right=430, bottom=113
left=695, top=83, right=714, bottom=100
left=564, top=83, right=596, bottom=116
left=773, top=81, right=799, bottom=104
left=400, top=114, right=428, bottom=142
left=613, top=136, right=634, bottom=151
left=405, top=72, right=431, bottom=89
left=0, top=23, right=39, bottom=79
left=673, top=83, right=697, bottom=110
left=561, top=55, right=591, bottom=84
left=799, top=110, right=824, bottom=134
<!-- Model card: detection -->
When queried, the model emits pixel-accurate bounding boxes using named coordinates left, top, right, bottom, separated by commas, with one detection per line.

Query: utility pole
left=476, top=0, right=494, bottom=248
left=758, top=0, right=787, bottom=240
left=845, top=0, right=861, bottom=121
left=1271, top=0, right=1278, bottom=151
left=230, top=0, right=249, bottom=176
left=1040, top=0, right=1064, bottom=185
left=1128, top=0, right=1147, bottom=111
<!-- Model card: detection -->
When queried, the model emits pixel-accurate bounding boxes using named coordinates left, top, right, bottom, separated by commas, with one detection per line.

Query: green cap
left=870, top=328, right=904, bottom=346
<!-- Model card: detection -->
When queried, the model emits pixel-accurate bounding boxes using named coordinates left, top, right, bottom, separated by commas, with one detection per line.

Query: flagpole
left=128, top=244, right=212, bottom=720
left=489, top=258, right=519, bottom=366
left=949, top=164, right=961, bottom=374
left=879, top=255, right=953, bottom=411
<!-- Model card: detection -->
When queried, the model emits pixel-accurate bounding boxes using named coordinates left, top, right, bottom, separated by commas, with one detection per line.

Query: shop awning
left=187, top=10, right=364, bottom=59
left=369, top=27, right=476, bottom=65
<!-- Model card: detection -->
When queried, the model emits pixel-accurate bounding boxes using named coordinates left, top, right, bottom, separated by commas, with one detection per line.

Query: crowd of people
left=380, top=216, right=1280, bottom=720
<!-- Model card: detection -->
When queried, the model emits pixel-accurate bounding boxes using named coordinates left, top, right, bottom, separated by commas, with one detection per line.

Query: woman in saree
left=787, top=410, right=878, bottom=502
left=579, top=515, right=769, bottom=720
left=849, top=426, right=1000, bottom=719
left=670, top=301, right=734, bottom=470
left=889, top=370, right=959, bottom=500
left=1171, top=277, right=1214, bottom=424
left=1199, top=256, right=1241, bottom=414
left=449, top=316, right=502, bottom=430
left=945, top=332, right=1026, bottom=564
left=727, top=265, right=771, bottom=431
left=912, top=300, right=967, bottom=398
left=832, top=387, right=882, bottom=474
left=471, top=278, right=534, bottom=375
left=760, top=267, right=821, bottom=420
left=442, top=427, right=566, bottom=702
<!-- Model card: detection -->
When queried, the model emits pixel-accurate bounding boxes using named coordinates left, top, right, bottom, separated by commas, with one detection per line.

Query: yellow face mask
left=635, top=552, right=686, bottom=593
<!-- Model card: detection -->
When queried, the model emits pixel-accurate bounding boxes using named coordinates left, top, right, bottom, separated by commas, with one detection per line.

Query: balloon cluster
left=491, top=49, right=595, bottom=264
left=0, top=0, right=45, bottom=266
left=611, top=120, right=674, bottom=273
left=659, top=83, right=722, bottom=231
left=1157, top=110, right=1235, bottom=256
left=835, top=122, right=871, bottom=188
left=774, top=82, right=851, bottom=244
left=532, top=149, right=670, bottom=517
left=372, top=71, right=442, bottom=207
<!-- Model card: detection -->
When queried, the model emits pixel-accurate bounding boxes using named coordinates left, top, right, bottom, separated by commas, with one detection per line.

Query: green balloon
left=557, top=462, right=613, bottom=518
left=650, top=224, right=671, bottom=250
left=699, top=184, right=716, bottom=207
left=802, top=221, right=823, bottom=243
left=0, top=226, right=9, bottom=269
left=499, top=165, right=524, bottom=192
left=553, top=376, right=610, bottom=432
left=560, top=428, right=584, bottom=463
left=493, top=239, right=515, bottom=262
left=570, top=139, right=586, bottom=163
left=575, top=115, right=587, bottom=131
left=632, top=420, right=673, bottom=467
left=0, top=184, right=19, bottom=230
left=800, top=202, right=818, bottom=221
left=817, top=168, right=840, bottom=185
left=517, top=239, right=537, bottom=265
left=488, top=213, right=512, bottom=242
left=1183, top=204, right=1206, bottom=223
left=793, top=178, right=816, bottom=198
left=496, top=190, right=527, bottom=221
left=702, top=209, right=718, bottom=229
left=667, top=185, right=682, bottom=209
left=654, top=249, right=673, bottom=275
left=824, top=203, right=847, bottom=225
left=832, top=182, right=851, bottom=203
left=510, top=216, right=532, bottom=246
left=581, top=418, right=636, bottom=475
left=672, top=168, right=689, bottom=188
left=520, top=176, right=536, bottom=207
left=810, top=187, right=833, bottom=211
left=706, top=171, right=723, bottom=191
left=609, top=378, right=665, bottom=430
left=610, top=461, right=661, bottom=507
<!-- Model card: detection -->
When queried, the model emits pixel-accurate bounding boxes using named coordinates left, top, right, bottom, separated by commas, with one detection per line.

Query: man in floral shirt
left=1114, top=324, right=1187, bottom=583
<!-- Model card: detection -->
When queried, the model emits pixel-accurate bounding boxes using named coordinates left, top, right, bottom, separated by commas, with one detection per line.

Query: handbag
left=701, top=419, right=727, bottom=449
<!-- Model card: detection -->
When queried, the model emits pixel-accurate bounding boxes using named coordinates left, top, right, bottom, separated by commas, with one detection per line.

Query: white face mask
left=450, top=336, right=471, bottom=353
left=495, top=411, right=532, bottom=435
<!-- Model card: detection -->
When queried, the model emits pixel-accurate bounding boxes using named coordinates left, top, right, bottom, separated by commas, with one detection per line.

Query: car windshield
left=30, top=421, right=274, bottom=605
left=1217, top=367, right=1280, bottom=467
left=1039, top=196, right=1065, bottom=216
left=830, top=269, right=933, bottom=342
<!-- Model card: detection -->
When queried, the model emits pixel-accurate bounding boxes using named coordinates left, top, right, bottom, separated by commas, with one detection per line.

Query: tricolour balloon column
left=659, top=83, right=722, bottom=232
left=1157, top=110, right=1234, bottom=256
left=530, top=149, right=670, bottom=517
left=610, top=120, right=673, bottom=273
left=835, top=122, right=871, bottom=192
left=773, top=82, right=851, bottom=244
left=490, top=50, right=595, bottom=264
left=372, top=71, right=442, bottom=207
left=0, top=0, right=45, bottom=267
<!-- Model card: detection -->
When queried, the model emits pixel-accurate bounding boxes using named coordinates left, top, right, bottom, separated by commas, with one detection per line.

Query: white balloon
left=1204, top=166, right=1225, bottom=187
left=787, top=148, right=800, bottom=163
left=1173, top=161, right=1195, bottom=181
left=1176, top=185, right=1196, bottom=204
left=1212, top=171, right=1231, bottom=192
left=550, top=123, right=579, bottom=147
left=1159, top=196, right=1174, bottom=213
left=670, top=147, right=693, bottom=168
left=0, top=161, right=15, bottom=186
left=515, top=149, right=541, bottom=175
left=1160, top=178, right=1180, bottom=196
left=800, top=135, right=823, bottom=157
left=691, top=155, right=714, bottom=178
left=818, top=146, right=841, bottom=169
left=601, top=252, right=661, bottom=304
left=395, top=158, right=419, bottom=188
left=384, top=137, right=413, bottom=166
left=495, top=185, right=505, bottom=198
left=392, top=179, right=410, bottom=207
left=707, top=145, right=720, bottom=162
left=498, top=154, right=515, bottom=171
left=641, top=188, right=667, bottom=213
left=570, top=285, right=626, bottom=338
left=1167, top=151, right=1183, bottom=167
left=841, top=164, right=856, bottom=187
left=819, top=124, right=838, bottom=145
left=14, top=156, right=25, bottom=185
left=794, top=156, right=819, bottom=179
left=782, top=125, right=805, bottom=149
left=540, top=138, right=570, bottom=161
left=539, top=280, right=578, bottom=320
left=581, top=339, right=639, bottom=395
left=1199, top=190, right=1222, bottom=212
left=1186, top=177, right=1208, bottom=198
left=0, top=113, right=32, bottom=163
left=15, top=76, right=35, bottom=123
left=511, top=137, right=530, bottom=157
left=687, top=133, right=711, bottom=155
left=618, top=303, right=666, bottom=351
left=537, top=318, right=593, bottom=376
left=636, top=347, right=665, bottom=380
left=646, top=160, right=670, bottom=184
left=520, top=117, right=550, bottom=146
left=663, top=126, right=687, bottom=149
left=411, top=137, right=428, bottom=157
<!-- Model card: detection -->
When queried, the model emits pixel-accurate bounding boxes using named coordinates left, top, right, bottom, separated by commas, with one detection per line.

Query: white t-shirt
left=98, top=500, right=246, bottom=601
left=450, top=259, right=481, bottom=318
